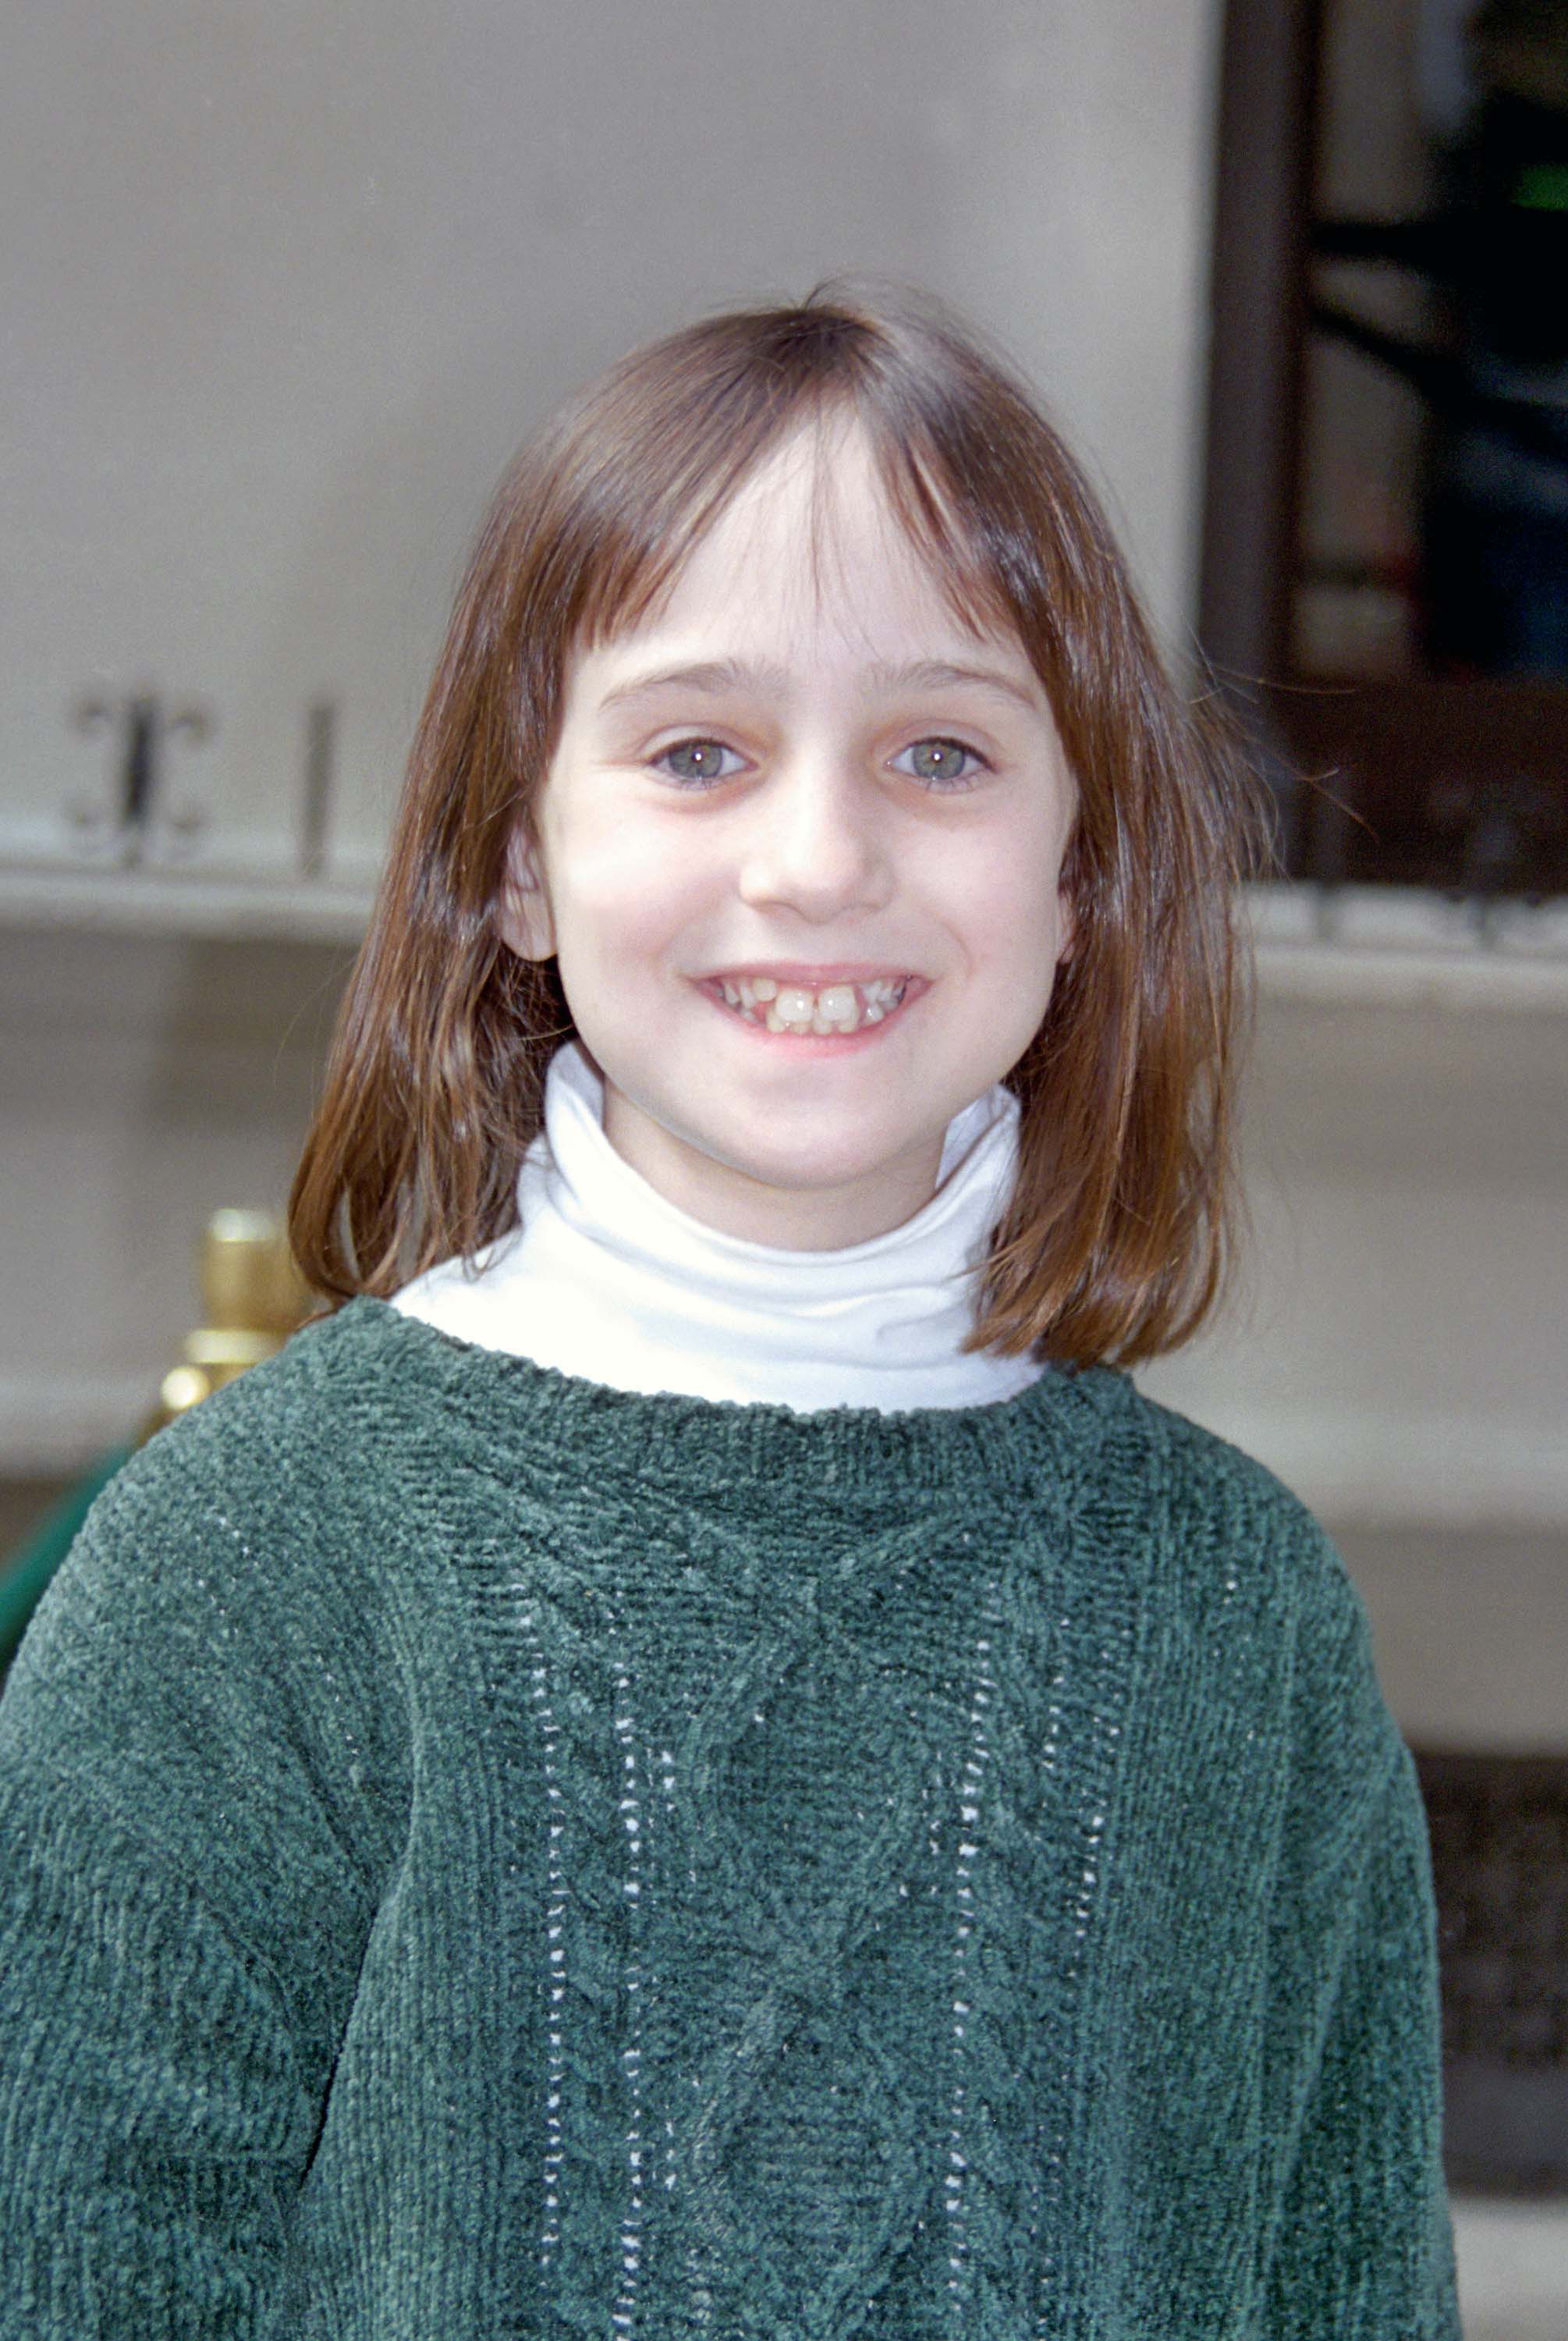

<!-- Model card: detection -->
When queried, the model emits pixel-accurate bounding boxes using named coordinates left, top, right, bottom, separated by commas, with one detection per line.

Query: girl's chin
left=599, top=1084, right=950, bottom=1220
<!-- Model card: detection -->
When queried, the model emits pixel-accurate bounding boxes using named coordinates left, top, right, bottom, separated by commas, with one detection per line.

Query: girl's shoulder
left=1077, top=1367, right=1348, bottom=1586
left=95, top=1289, right=471, bottom=1519
left=3, top=1298, right=428, bottom=1738
left=68, top=1297, right=410, bottom=1551
left=1114, top=1377, right=1348, bottom=1583
left=0, top=1300, right=417, bottom=2003
left=1108, top=1379, right=1403, bottom=1792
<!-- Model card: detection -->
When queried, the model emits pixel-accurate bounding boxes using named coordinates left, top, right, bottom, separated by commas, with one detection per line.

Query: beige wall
left=2, top=0, right=1222, bottom=880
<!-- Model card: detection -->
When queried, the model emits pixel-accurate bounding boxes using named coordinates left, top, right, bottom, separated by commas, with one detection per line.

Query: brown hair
left=289, top=274, right=1272, bottom=1369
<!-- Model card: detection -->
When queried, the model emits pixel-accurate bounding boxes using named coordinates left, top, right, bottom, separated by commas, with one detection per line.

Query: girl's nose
left=734, top=761, right=895, bottom=922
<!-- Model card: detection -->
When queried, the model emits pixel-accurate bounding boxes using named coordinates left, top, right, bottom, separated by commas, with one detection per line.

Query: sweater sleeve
left=1258, top=1725, right=1462, bottom=2337
left=0, top=1404, right=392, bottom=2339
left=0, top=1764, right=320, bottom=2338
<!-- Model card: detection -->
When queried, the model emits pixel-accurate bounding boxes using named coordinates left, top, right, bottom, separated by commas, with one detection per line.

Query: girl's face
left=499, top=419, right=1077, bottom=1250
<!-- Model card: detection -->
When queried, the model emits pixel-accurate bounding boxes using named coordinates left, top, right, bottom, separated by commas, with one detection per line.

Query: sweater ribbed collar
left=315, top=1292, right=1126, bottom=1515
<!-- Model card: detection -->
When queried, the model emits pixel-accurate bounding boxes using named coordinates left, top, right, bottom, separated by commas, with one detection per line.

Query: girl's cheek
left=562, top=825, right=715, bottom=930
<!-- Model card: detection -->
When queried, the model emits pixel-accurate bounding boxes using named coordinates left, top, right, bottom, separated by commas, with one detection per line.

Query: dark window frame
left=1199, top=0, right=1568, bottom=898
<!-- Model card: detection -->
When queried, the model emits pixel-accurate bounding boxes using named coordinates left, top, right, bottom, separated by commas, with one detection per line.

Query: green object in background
left=0, top=1445, right=137, bottom=1682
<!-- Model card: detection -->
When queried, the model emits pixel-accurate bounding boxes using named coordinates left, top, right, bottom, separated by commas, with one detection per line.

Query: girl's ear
left=497, top=825, right=558, bottom=962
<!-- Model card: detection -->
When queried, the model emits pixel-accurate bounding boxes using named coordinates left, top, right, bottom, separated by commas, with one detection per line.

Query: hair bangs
left=571, top=362, right=1022, bottom=680
left=866, top=425, right=1026, bottom=652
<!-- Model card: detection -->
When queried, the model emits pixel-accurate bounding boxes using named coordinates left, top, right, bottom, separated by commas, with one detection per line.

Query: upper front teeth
left=717, top=975, right=909, bottom=1032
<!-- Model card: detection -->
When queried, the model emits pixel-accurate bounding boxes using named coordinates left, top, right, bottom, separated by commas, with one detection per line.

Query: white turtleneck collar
left=390, top=1040, right=1044, bottom=1414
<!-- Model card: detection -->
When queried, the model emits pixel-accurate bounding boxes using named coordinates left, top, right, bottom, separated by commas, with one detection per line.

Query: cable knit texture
left=0, top=1296, right=1460, bottom=2339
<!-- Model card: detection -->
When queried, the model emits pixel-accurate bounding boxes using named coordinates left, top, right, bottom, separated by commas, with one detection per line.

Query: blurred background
left=1, top=2, right=1565, bottom=2329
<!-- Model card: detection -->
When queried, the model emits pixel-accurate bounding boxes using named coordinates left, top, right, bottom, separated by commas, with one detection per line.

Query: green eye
left=652, top=737, right=743, bottom=788
left=897, top=737, right=991, bottom=790
left=649, top=734, right=992, bottom=790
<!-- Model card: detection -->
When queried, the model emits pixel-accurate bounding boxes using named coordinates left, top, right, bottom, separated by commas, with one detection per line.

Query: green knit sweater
left=0, top=1295, right=1460, bottom=2339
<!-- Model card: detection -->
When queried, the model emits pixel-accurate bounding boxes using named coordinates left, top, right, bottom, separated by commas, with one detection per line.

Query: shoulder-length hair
left=289, top=274, right=1272, bottom=1369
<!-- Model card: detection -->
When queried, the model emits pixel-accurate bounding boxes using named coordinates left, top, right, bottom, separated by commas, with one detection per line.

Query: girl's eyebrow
left=596, top=655, right=1042, bottom=719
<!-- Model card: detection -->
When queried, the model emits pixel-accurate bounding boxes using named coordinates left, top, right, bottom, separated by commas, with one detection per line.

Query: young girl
left=0, top=280, right=1460, bottom=2338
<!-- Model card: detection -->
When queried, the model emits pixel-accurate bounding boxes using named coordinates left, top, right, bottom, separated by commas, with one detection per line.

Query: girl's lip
left=699, top=962, right=920, bottom=986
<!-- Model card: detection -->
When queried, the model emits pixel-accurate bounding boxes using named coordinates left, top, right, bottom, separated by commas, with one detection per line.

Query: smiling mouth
left=702, top=972, right=916, bottom=1036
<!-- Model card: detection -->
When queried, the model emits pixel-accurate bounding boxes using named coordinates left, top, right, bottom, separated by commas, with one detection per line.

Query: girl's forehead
left=691, top=422, right=935, bottom=591
left=577, top=570, right=1031, bottom=704
left=592, top=426, right=1018, bottom=673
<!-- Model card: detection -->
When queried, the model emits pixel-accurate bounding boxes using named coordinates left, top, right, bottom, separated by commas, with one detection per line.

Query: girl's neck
left=388, top=1041, right=1045, bottom=1416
